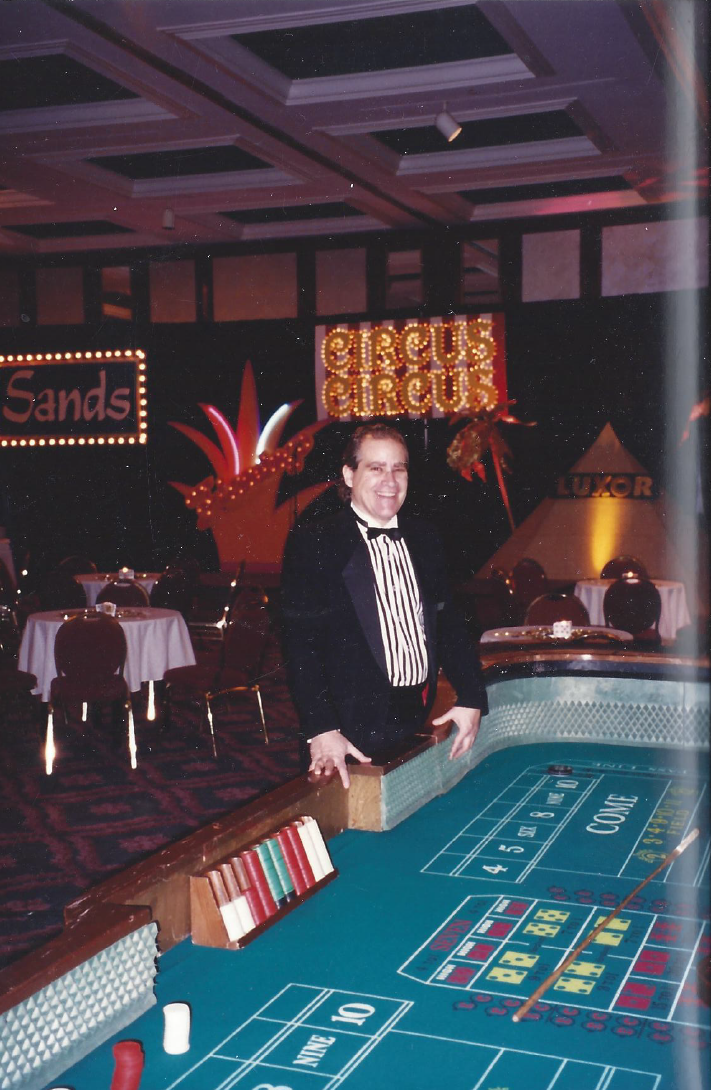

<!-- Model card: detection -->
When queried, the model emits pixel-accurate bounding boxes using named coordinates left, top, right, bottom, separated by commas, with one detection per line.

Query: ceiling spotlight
left=435, top=107, right=462, bottom=143
left=162, top=207, right=175, bottom=230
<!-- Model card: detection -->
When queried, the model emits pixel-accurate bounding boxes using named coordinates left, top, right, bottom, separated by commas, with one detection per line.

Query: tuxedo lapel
left=399, top=519, right=438, bottom=683
left=339, top=512, right=389, bottom=678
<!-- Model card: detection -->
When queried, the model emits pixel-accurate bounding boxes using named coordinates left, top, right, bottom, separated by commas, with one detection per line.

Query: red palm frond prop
left=447, top=401, right=535, bottom=531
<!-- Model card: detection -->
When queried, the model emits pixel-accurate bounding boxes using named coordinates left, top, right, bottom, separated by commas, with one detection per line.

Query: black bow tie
left=367, top=526, right=402, bottom=541
left=353, top=511, right=402, bottom=541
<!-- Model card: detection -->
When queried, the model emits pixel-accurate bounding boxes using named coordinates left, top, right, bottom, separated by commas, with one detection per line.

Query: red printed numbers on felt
left=111, top=1040, right=144, bottom=1090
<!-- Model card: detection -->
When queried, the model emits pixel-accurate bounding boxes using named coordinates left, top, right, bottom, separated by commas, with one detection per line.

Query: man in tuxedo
left=281, top=423, right=488, bottom=788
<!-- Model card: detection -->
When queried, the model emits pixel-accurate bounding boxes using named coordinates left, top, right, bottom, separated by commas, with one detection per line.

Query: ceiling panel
left=230, top=4, right=512, bottom=80
left=87, top=145, right=273, bottom=179
left=373, top=110, right=584, bottom=156
left=0, top=0, right=705, bottom=254
left=0, top=54, right=138, bottom=112
left=5, top=219, right=134, bottom=238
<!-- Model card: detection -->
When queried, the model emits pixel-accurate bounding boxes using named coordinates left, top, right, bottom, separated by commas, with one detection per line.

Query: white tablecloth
left=18, top=607, right=195, bottom=701
left=75, top=573, right=160, bottom=606
left=481, top=624, right=632, bottom=643
left=573, top=579, right=691, bottom=641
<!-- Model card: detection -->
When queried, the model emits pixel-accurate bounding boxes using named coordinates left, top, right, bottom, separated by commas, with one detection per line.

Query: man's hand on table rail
left=431, top=706, right=482, bottom=760
left=308, top=730, right=371, bottom=789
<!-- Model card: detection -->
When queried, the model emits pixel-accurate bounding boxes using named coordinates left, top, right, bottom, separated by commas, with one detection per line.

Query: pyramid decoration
left=479, top=423, right=699, bottom=582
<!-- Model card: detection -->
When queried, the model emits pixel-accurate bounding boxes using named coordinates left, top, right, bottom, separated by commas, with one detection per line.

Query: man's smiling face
left=342, top=435, right=409, bottom=526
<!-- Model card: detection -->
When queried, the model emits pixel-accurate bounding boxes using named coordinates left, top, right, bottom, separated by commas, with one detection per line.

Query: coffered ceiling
left=0, top=0, right=707, bottom=254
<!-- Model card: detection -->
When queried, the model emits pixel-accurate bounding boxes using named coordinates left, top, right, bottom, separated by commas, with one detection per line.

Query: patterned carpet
left=0, top=647, right=301, bottom=971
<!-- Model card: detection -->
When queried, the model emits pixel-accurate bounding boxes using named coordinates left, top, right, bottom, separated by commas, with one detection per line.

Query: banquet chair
left=165, top=588, right=271, bottom=755
left=165, top=555, right=202, bottom=589
left=187, top=562, right=245, bottom=649
left=37, top=571, right=87, bottom=612
left=0, top=604, right=21, bottom=658
left=466, top=568, right=515, bottom=634
left=510, top=558, right=548, bottom=622
left=46, top=613, right=135, bottom=774
left=57, top=555, right=98, bottom=577
left=603, top=577, right=662, bottom=647
left=96, top=579, right=150, bottom=607
left=0, top=655, right=38, bottom=719
left=0, top=628, right=37, bottom=714
left=524, top=592, right=590, bottom=627
left=600, top=555, right=649, bottom=580
left=0, top=558, right=16, bottom=605
left=150, top=569, right=193, bottom=615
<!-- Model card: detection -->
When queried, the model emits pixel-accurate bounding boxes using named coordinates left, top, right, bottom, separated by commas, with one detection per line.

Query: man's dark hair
left=338, top=423, right=408, bottom=502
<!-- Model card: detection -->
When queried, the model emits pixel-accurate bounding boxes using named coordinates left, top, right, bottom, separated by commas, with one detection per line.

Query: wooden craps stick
left=512, top=827, right=700, bottom=1023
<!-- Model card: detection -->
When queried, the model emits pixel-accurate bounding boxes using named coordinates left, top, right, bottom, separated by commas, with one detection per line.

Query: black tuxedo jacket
left=281, top=506, right=488, bottom=751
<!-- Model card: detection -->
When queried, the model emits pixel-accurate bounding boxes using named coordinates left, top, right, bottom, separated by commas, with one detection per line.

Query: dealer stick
left=512, top=827, right=700, bottom=1023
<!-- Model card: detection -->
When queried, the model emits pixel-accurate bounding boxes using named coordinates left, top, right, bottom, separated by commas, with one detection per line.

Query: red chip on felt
left=111, top=1040, right=144, bottom=1090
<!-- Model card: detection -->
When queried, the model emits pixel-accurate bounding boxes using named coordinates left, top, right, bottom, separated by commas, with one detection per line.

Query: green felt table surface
left=46, top=741, right=709, bottom=1090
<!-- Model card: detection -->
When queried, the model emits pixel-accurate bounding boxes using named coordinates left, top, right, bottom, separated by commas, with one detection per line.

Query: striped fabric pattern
left=355, top=517, right=428, bottom=686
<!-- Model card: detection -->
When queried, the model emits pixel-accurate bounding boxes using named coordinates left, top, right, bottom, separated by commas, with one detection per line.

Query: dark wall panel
left=0, top=289, right=704, bottom=579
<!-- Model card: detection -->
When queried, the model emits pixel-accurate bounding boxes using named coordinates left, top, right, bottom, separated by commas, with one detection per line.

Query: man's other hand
left=309, top=730, right=372, bottom=789
left=431, top=706, right=482, bottom=760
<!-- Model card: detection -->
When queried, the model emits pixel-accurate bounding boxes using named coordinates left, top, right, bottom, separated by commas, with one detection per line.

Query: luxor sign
left=554, top=474, right=657, bottom=499
left=0, top=349, right=147, bottom=447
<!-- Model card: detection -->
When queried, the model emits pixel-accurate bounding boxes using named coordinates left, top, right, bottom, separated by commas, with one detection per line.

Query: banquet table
left=573, top=578, right=691, bottom=641
left=18, top=607, right=195, bottom=702
left=481, top=623, right=632, bottom=644
left=75, top=572, right=160, bottom=606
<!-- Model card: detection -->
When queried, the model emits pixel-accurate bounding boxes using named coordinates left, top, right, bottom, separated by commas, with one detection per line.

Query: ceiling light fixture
left=435, top=105, right=462, bottom=143
left=162, top=207, right=175, bottom=230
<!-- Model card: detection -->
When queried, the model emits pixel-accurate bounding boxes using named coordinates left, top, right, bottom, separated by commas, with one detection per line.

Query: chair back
left=223, top=590, right=271, bottom=677
left=474, top=569, right=515, bottom=631
left=165, top=555, right=201, bottom=587
left=600, top=555, right=649, bottom=580
left=97, top=580, right=150, bottom=607
left=37, top=572, right=87, bottom=611
left=603, top=578, right=662, bottom=637
left=510, top=558, right=548, bottom=615
left=57, top=555, right=98, bottom=577
left=54, top=614, right=127, bottom=681
left=150, top=569, right=192, bottom=613
left=0, top=604, right=20, bottom=659
left=0, top=558, right=15, bottom=606
left=525, top=592, right=590, bottom=627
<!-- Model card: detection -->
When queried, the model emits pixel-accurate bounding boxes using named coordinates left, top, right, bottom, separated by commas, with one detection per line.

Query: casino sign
left=554, top=473, right=657, bottom=499
left=315, top=315, right=507, bottom=420
left=0, top=349, right=147, bottom=447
